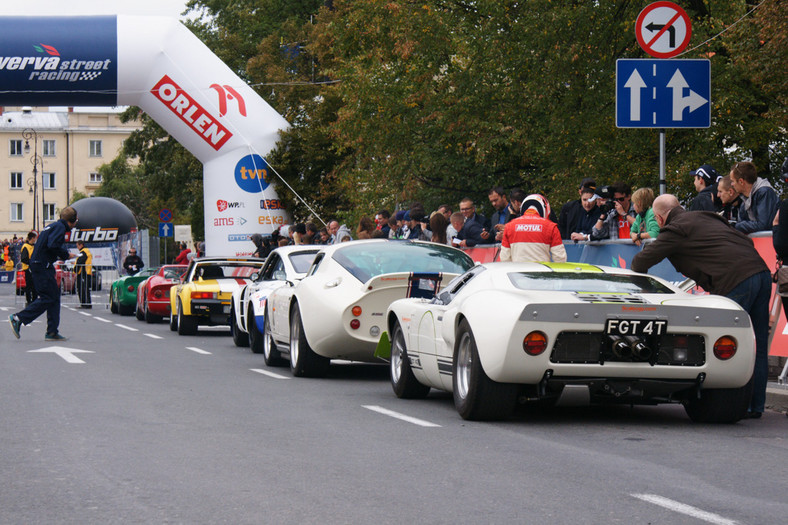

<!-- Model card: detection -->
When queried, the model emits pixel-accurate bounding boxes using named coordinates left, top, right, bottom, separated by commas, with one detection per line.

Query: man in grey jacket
left=730, top=161, right=778, bottom=234
left=632, top=194, right=771, bottom=419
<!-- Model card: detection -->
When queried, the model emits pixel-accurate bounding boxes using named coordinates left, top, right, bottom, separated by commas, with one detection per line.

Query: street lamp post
left=22, top=129, right=44, bottom=230
left=26, top=177, right=38, bottom=232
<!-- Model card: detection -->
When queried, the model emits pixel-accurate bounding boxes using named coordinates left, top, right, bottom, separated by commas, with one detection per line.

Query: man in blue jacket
left=730, top=161, right=778, bottom=234
left=9, top=206, right=78, bottom=341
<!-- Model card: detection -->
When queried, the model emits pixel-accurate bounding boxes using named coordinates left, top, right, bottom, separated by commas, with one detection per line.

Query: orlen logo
left=151, top=75, right=232, bottom=151
left=217, top=199, right=244, bottom=212
left=209, top=84, right=247, bottom=117
left=235, top=154, right=271, bottom=194
left=66, top=227, right=119, bottom=242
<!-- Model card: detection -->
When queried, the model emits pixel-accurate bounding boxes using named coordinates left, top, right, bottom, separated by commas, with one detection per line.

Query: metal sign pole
left=659, top=129, right=666, bottom=195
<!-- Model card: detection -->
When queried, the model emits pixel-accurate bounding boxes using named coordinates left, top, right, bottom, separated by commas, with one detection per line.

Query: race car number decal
left=605, top=318, right=667, bottom=336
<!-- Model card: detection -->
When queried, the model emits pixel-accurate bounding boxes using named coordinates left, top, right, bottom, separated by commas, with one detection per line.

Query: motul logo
left=151, top=75, right=232, bottom=151
left=515, top=224, right=543, bottom=232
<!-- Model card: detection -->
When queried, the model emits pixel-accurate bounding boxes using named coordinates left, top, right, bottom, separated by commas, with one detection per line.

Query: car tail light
left=191, top=291, right=216, bottom=300
left=523, top=331, right=547, bottom=356
left=713, top=336, right=737, bottom=360
left=127, top=285, right=135, bottom=292
left=352, top=306, right=362, bottom=317
left=350, top=319, right=360, bottom=330
left=152, top=289, right=162, bottom=299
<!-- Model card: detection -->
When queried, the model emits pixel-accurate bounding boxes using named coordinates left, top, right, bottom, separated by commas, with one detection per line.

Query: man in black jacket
left=9, top=207, right=78, bottom=341
left=632, top=194, right=771, bottom=419
left=558, top=177, right=596, bottom=239
left=689, top=164, right=721, bottom=212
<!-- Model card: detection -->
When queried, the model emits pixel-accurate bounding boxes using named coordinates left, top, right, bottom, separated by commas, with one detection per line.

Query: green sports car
left=109, top=268, right=159, bottom=316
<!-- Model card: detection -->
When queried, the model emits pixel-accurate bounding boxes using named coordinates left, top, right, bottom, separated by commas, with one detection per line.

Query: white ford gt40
left=263, top=240, right=475, bottom=376
left=230, top=245, right=321, bottom=350
left=382, top=262, right=756, bottom=423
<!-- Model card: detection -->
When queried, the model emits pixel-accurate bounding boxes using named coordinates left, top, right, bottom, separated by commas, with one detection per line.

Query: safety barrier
left=12, top=262, right=119, bottom=307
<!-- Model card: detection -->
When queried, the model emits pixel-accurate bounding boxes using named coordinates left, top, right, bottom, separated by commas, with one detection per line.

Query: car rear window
left=508, top=272, right=674, bottom=294
left=194, top=262, right=264, bottom=280
left=288, top=251, right=319, bottom=274
left=333, top=242, right=475, bottom=283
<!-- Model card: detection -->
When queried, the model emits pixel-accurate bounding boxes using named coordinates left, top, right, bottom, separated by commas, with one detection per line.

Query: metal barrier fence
left=12, top=262, right=119, bottom=307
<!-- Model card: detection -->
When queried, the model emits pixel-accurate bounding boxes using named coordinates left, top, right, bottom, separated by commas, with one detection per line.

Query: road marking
left=28, top=346, right=94, bottom=364
left=144, top=333, right=163, bottom=340
left=93, top=316, right=111, bottom=323
left=362, top=405, right=441, bottom=428
left=79, top=311, right=92, bottom=317
left=186, top=346, right=211, bottom=355
left=115, top=323, right=139, bottom=332
left=250, top=368, right=290, bottom=379
left=631, top=494, right=738, bottom=525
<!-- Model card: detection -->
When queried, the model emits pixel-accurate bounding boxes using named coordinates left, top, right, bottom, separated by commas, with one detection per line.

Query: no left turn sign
left=636, top=1, right=692, bottom=58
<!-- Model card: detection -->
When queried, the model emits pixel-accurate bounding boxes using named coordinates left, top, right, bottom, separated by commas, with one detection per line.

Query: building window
left=43, top=203, right=56, bottom=222
left=10, top=203, right=23, bottom=222
left=89, top=172, right=103, bottom=184
left=43, top=172, right=56, bottom=190
left=10, top=139, right=23, bottom=156
left=10, top=172, right=23, bottom=189
left=89, top=140, right=102, bottom=157
left=42, top=139, right=56, bottom=157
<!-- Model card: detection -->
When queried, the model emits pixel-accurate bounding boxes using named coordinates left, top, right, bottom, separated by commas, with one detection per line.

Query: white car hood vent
left=573, top=293, right=648, bottom=304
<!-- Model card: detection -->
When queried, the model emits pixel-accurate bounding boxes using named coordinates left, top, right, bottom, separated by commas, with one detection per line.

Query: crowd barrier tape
left=462, top=234, right=787, bottom=357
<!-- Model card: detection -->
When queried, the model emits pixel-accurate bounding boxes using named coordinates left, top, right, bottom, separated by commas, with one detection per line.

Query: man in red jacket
left=500, top=194, right=566, bottom=263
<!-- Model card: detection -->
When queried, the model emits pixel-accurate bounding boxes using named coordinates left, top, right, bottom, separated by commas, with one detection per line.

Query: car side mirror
left=250, top=272, right=260, bottom=282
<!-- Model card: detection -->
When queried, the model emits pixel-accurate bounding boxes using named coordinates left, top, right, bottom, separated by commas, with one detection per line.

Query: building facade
left=0, top=107, right=141, bottom=238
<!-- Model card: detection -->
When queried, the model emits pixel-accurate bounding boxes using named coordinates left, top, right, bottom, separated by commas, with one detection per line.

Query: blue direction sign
left=159, top=222, right=173, bottom=237
left=616, top=59, right=710, bottom=128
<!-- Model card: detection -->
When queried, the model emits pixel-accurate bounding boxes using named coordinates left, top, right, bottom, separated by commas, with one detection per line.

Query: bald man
left=632, top=194, right=771, bottom=419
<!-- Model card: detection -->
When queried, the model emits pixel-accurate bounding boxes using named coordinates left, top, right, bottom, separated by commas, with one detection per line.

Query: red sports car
left=16, top=261, right=76, bottom=295
left=135, top=265, right=188, bottom=323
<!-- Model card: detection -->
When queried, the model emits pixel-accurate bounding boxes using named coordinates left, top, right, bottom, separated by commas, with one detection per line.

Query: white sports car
left=383, top=262, right=756, bottom=423
left=229, top=245, right=321, bottom=350
left=263, top=239, right=475, bottom=375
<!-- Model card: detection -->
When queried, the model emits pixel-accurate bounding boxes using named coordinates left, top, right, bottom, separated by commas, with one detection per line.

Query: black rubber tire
left=177, top=300, right=198, bottom=335
left=135, top=303, right=145, bottom=320
left=110, top=290, right=118, bottom=314
left=390, top=323, right=430, bottom=398
left=263, top=311, right=286, bottom=366
left=289, top=305, right=329, bottom=377
left=169, top=305, right=178, bottom=331
left=231, top=304, right=249, bottom=347
left=144, top=300, right=162, bottom=324
left=684, top=377, right=752, bottom=423
left=452, top=319, right=518, bottom=421
left=249, top=303, right=265, bottom=354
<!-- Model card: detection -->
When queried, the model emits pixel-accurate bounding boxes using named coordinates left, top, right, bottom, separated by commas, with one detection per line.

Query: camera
left=595, top=185, right=615, bottom=214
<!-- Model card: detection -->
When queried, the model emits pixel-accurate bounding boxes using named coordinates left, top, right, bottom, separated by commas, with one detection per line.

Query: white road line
left=250, top=368, right=290, bottom=379
left=186, top=346, right=211, bottom=355
left=362, top=405, right=441, bottom=428
left=115, top=323, right=139, bottom=332
left=631, top=494, right=738, bottom=525
left=93, top=316, right=111, bottom=323
left=79, top=311, right=92, bottom=317
left=144, top=333, right=163, bottom=340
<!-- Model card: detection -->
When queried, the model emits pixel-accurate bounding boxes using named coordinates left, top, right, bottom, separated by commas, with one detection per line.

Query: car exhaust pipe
left=625, top=336, right=652, bottom=361
left=609, top=335, right=631, bottom=358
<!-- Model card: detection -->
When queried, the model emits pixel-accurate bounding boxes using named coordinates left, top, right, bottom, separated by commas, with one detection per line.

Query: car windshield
left=508, top=272, right=674, bottom=294
left=333, top=242, right=474, bottom=283
left=193, top=262, right=263, bottom=280
left=289, top=251, right=319, bottom=274
left=163, top=267, right=187, bottom=280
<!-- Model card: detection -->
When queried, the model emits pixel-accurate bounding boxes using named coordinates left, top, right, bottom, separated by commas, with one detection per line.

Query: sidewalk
left=766, top=382, right=788, bottom=414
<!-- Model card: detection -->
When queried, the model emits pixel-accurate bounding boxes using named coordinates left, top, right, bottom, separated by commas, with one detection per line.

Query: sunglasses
left=614, top=197, right=628, bottom=202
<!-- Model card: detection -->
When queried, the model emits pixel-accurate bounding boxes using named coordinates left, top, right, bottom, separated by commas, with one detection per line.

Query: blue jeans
left=16, top=263, right=61, bottom=336
left=725, top=270, right=771, bottom=413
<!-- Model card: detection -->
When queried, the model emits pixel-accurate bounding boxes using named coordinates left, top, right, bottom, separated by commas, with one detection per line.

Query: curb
left=766, top=382, right=788, bottom=414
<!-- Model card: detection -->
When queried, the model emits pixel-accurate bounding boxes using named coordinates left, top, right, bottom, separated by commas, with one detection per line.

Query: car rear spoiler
left=363, top=272, right=447, bottom=300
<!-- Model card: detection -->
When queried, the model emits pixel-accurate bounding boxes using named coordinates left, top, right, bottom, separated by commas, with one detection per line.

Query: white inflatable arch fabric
left=0, top=16, right=291, bottom=256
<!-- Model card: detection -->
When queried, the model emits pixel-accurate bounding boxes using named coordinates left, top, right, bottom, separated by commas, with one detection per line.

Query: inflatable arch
left=0, top=16, right=290, bottom=256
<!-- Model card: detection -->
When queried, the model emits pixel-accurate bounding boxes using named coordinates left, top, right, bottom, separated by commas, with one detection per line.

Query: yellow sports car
left=169, top=256, right=265, bottom=335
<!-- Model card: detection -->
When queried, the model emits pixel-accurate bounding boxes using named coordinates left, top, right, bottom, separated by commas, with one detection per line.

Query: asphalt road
left=1, top=289, right=787, bottom=524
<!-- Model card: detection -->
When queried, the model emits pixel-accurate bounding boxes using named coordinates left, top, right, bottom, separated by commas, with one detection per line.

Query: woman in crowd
left=429, top=211, right=449, bottom=245
left=630, top=187, right=660, bottom=246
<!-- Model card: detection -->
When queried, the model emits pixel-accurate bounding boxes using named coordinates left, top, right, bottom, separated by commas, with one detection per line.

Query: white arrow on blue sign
left=159, top=222, right=173, bottom=237
left=616, top=59, right=710, bottom=128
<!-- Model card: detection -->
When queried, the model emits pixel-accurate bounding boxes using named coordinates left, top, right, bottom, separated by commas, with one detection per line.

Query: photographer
left=591, top=182, right=636, bottom=241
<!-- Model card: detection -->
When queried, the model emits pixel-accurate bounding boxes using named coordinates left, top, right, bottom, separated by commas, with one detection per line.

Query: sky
left=0, top=0, right=190, bottom=17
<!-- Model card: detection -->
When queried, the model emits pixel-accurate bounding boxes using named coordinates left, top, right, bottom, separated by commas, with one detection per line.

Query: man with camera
left=590, top=182, right=636, bottom=241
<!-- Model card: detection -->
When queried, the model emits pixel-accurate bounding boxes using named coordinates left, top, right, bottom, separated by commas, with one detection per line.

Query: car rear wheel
left=110, top=289, right=118, bottom=314
left=453, top=319, right=517, bottom=421
left=231, top=304, right=249, bottom=347
left=169, top=305, right=178, bottom=331
left=177, top=300, right=198, bottom=335
left=263, top=312, right=286, bottom=366
left=289, top=305, right=329, bottom=377
left=249, top=304, right=265, bottom=354
left=683, top=377, right=752, bottom=423
left=135, top=302, right=145, bottom=320
left=391, top=323, right=430, bottom=399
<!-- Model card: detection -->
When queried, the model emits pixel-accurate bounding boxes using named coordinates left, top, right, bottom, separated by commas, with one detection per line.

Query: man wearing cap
left=729, top=161, right=778, bottom=234
left=632, top=194, right=771, bottom=419
left=500, top=194, right=566, bottom=263
left=558, top=177, right=596, bottom=239
left=689, top=164, right=722, bottom=212
left=569, top=187, right=601, bottom=242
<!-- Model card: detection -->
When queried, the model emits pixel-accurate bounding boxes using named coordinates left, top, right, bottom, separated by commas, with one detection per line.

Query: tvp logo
left=234, top=154, right=270, bottom=194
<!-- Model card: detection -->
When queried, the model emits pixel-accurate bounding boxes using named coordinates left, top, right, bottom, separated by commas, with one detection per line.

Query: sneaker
left=9, top=314, right=21, bottom=339
left=44, top=332, right=68, bottom=341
